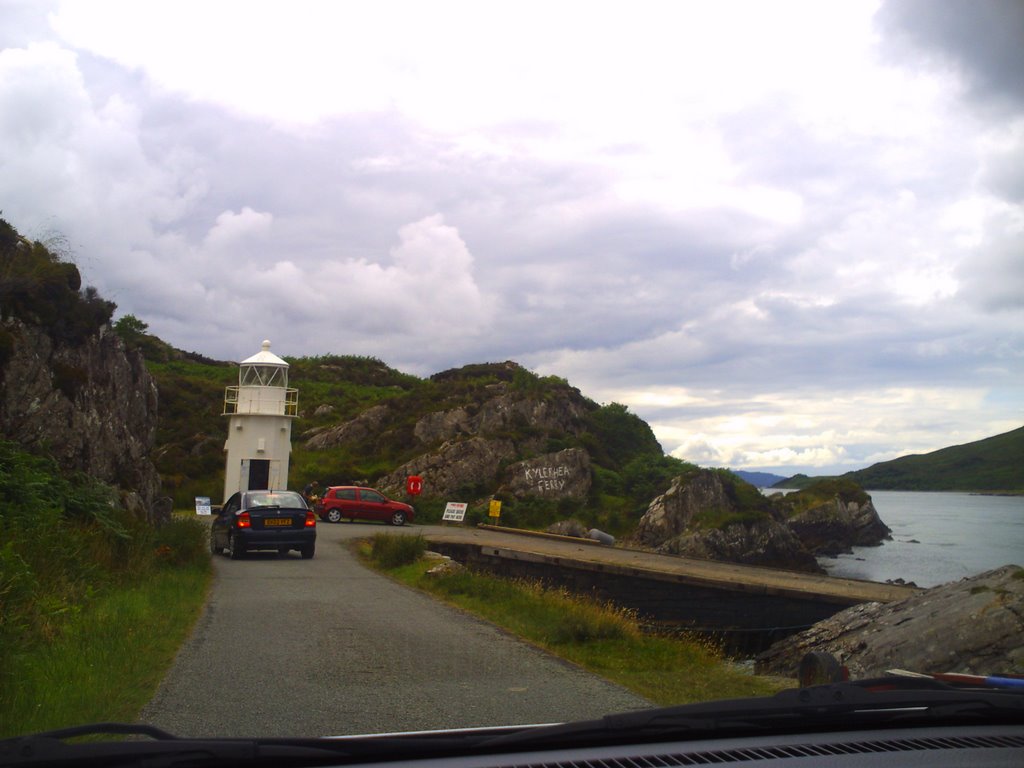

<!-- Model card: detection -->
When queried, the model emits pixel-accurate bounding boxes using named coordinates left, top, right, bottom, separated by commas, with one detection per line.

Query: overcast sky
left=2, top=0, right=1021, bottom=475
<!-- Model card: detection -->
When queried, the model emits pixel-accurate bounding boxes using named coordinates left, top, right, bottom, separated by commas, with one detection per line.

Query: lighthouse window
left=240, top=365, right=287, bottom=387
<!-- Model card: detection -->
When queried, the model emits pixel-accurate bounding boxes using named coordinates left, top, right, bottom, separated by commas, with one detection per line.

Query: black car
left=210, top=490, right=316, bottom=560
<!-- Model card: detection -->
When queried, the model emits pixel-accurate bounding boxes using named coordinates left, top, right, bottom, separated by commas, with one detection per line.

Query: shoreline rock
left=754, top=564, right=1024, bottom=679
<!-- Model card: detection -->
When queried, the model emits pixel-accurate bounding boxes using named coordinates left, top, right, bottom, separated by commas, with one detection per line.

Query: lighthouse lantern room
left=222, top=340, right=298, bottom=501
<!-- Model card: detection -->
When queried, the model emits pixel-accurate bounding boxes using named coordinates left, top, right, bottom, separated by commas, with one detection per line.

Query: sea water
left=808, top=491, right=1024, bottom=588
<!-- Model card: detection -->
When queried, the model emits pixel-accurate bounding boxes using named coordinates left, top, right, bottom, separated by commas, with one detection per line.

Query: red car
left=316, top=486, right=414, bottom=526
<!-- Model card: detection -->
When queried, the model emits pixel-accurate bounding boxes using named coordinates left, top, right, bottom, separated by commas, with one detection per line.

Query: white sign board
left=442, top=501, right=468, bottom=522
left=195, top=496, right=212, bottom=516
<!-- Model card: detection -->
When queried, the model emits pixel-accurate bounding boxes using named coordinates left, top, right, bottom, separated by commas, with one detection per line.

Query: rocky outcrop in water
left=655, top=518, right=822, bottom=572
left=631, top=470, right=824, bottom=572
left=630, top=471, right=894, bottom=573
left=755, top=565, right=1024, bottom=679
left=783, top=494, right=891, bottom=556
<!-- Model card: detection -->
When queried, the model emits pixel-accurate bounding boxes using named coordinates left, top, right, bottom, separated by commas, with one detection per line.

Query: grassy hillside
left=137, top=339, right=691, bottom=536
left=845, top=426, right=1024, bottom=491
left=775, top=427, right=1024, bottom=492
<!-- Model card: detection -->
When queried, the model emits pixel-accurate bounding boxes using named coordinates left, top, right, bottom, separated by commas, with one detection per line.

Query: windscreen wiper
left=4, top=681, right=1023, bottom=767
left=481, top=677, right=1024, bottom=750
left=0, top=723, right=258, bottom=767
left=0, top=721, right=524, bottom=767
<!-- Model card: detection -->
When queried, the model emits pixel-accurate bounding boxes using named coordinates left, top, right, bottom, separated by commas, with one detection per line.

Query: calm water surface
left=810, top=491, right=1024, bottom=588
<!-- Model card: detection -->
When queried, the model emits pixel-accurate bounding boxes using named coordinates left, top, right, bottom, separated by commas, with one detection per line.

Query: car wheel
left=228, top=533, right=244, bottom=560
left=390, top=510, right=407, bottom=526
left=326, top=508, right=342, bottom=524
left=301, top=543, right=315, bottom=559
left=209, top=531, right=221, bottom=555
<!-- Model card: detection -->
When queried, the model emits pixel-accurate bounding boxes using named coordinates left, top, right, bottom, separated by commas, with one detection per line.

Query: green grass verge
left=361, top=539, right=789, bottom=705
left=0, top=565, right=210, bottom=738
left=1, top=441, right=214, bottom=738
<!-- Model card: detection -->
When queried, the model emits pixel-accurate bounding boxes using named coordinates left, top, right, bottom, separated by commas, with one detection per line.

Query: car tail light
left=237, top=512, right=251, bottom=529
left=305, top=511, right=316, bottom=527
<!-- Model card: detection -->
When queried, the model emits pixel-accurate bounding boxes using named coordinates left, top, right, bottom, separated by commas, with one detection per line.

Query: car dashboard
left=353, top=725, right=1024, bottom=768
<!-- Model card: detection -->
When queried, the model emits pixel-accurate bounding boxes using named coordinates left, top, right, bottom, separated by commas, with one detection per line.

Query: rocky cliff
left=308, top=370, right=599, bottom=503
left=755, top=565, right=1024, bottom=679
left=632, top=470, right=738, bottom=546
left=409, top=387, right=590, bottom=447
left=503, top=448, right=592, bottom=499
left=305, top=404, right=391, bottom=451
left=0, top=318, right=161, bottom=516
left=378, top=436, right=518, bottom=499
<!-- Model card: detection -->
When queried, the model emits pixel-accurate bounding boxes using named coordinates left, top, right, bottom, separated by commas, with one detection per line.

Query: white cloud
left=203, top=207, right=273, bottom=251
left=181, top=214, right=493, bottom=357
left=629, top=385, right=1005, bottom=474
left=0, top=40, right=203, bottom=252
left=0, top=0, right=1019, bottom=476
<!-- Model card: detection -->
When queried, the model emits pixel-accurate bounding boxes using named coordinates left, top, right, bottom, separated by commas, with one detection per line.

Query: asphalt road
left=140, top=520, right=650, bottom=738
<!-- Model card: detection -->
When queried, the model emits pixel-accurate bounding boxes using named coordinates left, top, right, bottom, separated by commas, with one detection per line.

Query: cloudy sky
left=2, top=0, right=1021, bottom=475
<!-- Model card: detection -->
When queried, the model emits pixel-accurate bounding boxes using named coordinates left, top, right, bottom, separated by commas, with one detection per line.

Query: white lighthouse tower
left=222, top=340, right=298, bottom=501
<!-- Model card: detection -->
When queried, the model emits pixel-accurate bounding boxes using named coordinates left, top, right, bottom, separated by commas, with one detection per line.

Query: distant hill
left=732, top=470, right=788, bottom=488
left=774, top=427, right=1024, bottom=492
left=771, top=474, right=823, bottom=490
left=844, top=427, right=1024, bottom=491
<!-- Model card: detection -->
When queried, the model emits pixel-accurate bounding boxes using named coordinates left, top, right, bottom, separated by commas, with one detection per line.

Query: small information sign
left=442, top=502, right=468, bottom=522
left=195, top=496, right=212, bottom=516
left=488, top=499, right=502, bottom=518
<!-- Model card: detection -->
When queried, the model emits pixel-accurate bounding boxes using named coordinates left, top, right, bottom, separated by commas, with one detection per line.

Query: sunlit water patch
left=811, top=491, right=1024, bottom=588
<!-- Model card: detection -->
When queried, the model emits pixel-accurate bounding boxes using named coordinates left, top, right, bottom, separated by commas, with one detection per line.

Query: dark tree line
left=0, top=217, right=115, bottom=350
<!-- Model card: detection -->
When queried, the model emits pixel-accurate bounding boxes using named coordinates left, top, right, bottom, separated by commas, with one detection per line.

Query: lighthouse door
left=247, top=459, right=271, bottom=491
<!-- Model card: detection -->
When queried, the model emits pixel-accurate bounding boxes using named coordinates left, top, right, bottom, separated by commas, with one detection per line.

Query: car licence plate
left=264, top=518, right=291, bottom=527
